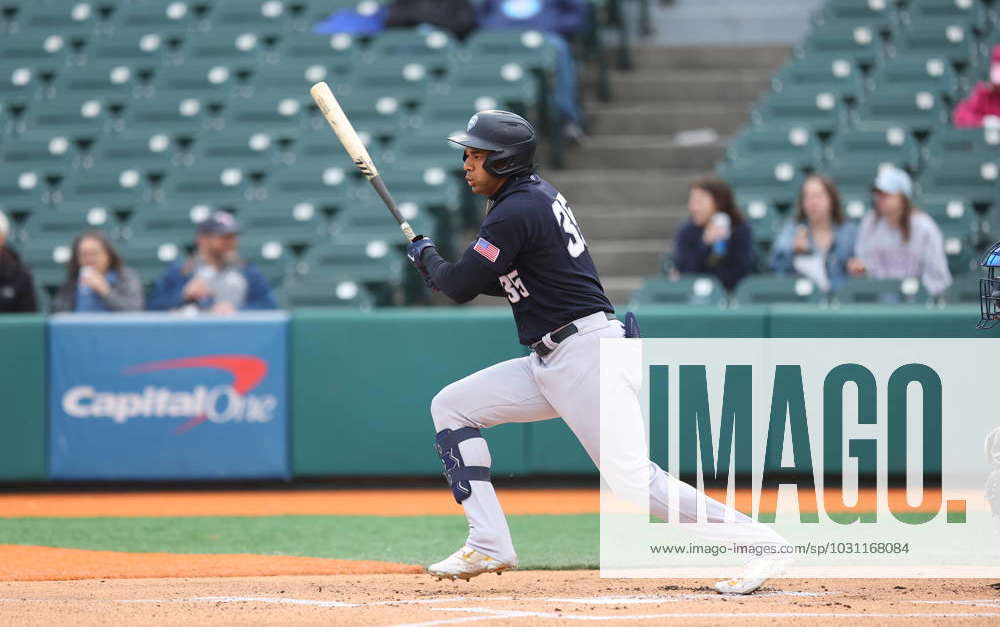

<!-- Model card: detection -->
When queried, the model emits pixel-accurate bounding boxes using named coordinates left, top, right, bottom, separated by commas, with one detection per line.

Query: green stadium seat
left=923, top=126, right=1000, bottom=160
left=372, top=165, right=462, bottom=212
left=19, top=96, right=118, bottom=138
left=122, top=95, right=219, bottom=135
left=239, top=201, right=328, bottom=244
left=0, top=61, right=50, bottom=102
left=811, top=0, right=900, bottom=32
left=462, top=30, right=557, bottom=71
left=919, top=197, right=980, bottom=244
left=889, top=19, right=978, bottom=65
left=110, top=0, right=203, bottom=35
left=832, top=277, right=928, bottom=304
left=771, top=55, right=866, bottom=99
left=750, top=87, right=849, bottom=133
left=743, top=201, right=784, bottom=245
left=295, top=237, right=406, bottom=302
left=732, top=275, right=825, bottom=305
left=1, top=136, right=78, bottom=172
left=160, top=167, right=251, bottom=213
left=58, top=168, right=148, bottom=213
left=207, top=0, right=293, bottom=29
left=902, top=0, right=993, bottom=33
left=869, top=55, right=960, bottom=100
left=17, top=239, right=72, bottom=293
left=940, top=221, right=980, bottom=274
left=918, top=156, right=1000, bottom=206
left=726, top=126, right=823, bottom=168
left=50, top=61, right=150, bottom=98
left=717, top=160, right=806, bottom=208
left=350, top=58, right=435, bottom=104
left=0, top=170, right=48, bottom=215
left=942, top=271, right=984, bottom=304
left=826, top=125, right=920, bottom=170
left=12, top=1, right=103, bottom=37
left=153, top=61, right=248, bottom=97
left=248, top=60, right=351, bottom=96
left=309, top=87, right=410, bottom=138
left=439, top=61, right=539, bottom=111
left=380, top=127, right=465, bottom=170
left=362, top=29, right=455, bottom=70
left=330, top=199, right=435, bottom=242
left=87, top=31, right=183, bottom=64
left=277, top=278, right=376, bottom=309
left=20, top=206, right=117, bottom=247
left=192, top=130, right=283, bottom=170
left=264, top=164, right=355, bottom=211
left=119, top=239, right=187, bottom=282
left=220, top=92, right=308, bottom=135
left=0, top=33, right=81, bottom=68
left=89, top=132, right=179, bottom=171
left=237, top=235, right=293, bottom=286
left=628, top=275, right=726, bottom=306
left=180, top=26, right=279, bottom=62
left=853, top=85, right=950, bottom=131
left=794, top=23, right=885, bottom=66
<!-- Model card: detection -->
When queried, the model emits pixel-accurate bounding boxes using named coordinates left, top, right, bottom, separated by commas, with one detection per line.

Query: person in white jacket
left=848, top=166, right=953, bottom=297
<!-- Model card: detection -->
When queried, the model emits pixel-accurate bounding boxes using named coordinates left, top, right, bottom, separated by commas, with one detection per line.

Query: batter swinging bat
left=309, top=81, right=418, bottom=243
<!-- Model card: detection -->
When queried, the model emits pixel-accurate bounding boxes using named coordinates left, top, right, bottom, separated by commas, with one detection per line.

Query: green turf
left=0, top=514, right=599, bottom=570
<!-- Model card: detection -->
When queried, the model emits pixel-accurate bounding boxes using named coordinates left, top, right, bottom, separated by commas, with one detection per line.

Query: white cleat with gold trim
left=427, top=545, right=515, bottom=581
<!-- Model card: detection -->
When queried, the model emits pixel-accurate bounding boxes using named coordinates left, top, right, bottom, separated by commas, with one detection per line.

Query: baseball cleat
left=714, top=558, right=790, bottom=595
left=427, top=545, right=515, bottom=581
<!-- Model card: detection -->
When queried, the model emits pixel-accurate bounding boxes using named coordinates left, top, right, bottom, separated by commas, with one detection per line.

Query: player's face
left=463, top=148, right=505, bottom=196
left=687, top=187, right=716, bottom=227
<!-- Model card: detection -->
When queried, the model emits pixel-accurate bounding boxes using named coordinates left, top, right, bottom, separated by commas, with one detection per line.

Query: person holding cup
left=53, top=230, right=144, bottom=313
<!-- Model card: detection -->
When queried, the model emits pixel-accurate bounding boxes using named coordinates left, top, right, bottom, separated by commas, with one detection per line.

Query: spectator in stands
left=384, top=0, right=478, bottom=40
left=670, top=177, right=753, bottom=291
left=848, top=166, right=952, bottom=296
left=53, top=231, right=144, bottom=313
left=477, top=0, right=588, bottom=140
left=953, top=44, right=1000, bottom=128
left=148, top=211, right=277, bottom=314
left=769, top=174, right=857, bottom=293
left=0, top=210, right=38, bottom=313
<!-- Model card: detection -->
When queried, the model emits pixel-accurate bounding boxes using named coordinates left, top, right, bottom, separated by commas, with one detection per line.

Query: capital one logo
left=61, top=355, right=277, bottom=434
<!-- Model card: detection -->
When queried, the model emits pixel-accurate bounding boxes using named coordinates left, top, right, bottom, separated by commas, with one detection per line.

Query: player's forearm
left=421, top=246, right=497, bottom=304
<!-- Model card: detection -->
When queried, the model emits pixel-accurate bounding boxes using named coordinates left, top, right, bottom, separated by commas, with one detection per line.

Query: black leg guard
left=436, top=427, right=491, bottom=504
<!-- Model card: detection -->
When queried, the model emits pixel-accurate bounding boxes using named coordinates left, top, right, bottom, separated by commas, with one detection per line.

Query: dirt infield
left=1, top=571, right=998, bottom=626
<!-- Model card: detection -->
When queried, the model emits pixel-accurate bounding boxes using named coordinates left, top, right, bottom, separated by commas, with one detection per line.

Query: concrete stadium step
left=629, top=45, right=791, bottom=71
left=589, top=239, right=667, bottom=278
left=565, top=136, right=727, bottom=170
left=602, top=276, right=645, bottom=307
left=544, top=170, right=704, bottom=207
left=609, top=69, right=773, bottom=103
left=586, top=102, right=751, bottom=136
left=577, top=207, right=685, bottom=241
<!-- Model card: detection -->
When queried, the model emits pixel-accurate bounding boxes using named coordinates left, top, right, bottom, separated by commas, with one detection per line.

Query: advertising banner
left=49, top=313, right=289, bottom=480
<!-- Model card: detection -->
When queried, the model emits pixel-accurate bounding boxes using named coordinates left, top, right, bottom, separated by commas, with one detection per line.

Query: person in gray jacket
left=54, top=230, right=144, bottom=313
left=848, top=166, right=953, bottom=297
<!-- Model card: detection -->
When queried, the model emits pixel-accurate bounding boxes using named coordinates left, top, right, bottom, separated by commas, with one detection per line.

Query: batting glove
left=406, top=236, right=438, bottom=291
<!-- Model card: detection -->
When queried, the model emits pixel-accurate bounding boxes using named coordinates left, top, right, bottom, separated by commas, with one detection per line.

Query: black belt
left=531, top=312, right=616, bottom=357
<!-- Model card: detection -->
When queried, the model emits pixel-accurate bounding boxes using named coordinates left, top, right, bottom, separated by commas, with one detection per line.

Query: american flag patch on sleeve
left=473, top=237, right=501, bottom=263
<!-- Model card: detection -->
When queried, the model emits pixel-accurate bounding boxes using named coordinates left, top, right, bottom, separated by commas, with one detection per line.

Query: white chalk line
left=421, top=607, right=1000, bottom=622
left=912, top=599, right=1000, bottom=608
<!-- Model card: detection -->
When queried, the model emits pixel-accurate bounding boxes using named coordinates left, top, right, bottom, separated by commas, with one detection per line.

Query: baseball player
left=406, top=110, right=789, bottom=594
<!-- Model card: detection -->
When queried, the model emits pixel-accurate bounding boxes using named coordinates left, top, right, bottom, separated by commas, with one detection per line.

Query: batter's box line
left=911, top=599, right=1000, bottom=608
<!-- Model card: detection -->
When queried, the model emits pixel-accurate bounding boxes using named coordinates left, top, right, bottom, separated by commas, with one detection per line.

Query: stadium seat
left=869, top=55, right=960, bottom=100
left=918, top=156, right=1000, bottom=206
left=462, top=30, right=557, bottom=71
left=811, top=0, right=900, bottom=32
left=309, top=87, right=410, bottom=138
left=277, top=279, right=376, bottom=309
left=0, top=169, right=48, bottom=215
left=771, top=55, right=866, bottom=99
left=1, top=136, right=78, bottom=172
left=17, top=239, right=72, bottom=294
left=726, top=126, right=823, bottom=168
left=732, top=275, right=825, bottom=305
left=219, top=92, right=308, bottom=135
left=717, top=160, right=806, bottom=208
left=295, top=237, right=406, bottom=302
left=87, top=31, right=183, bottom=64
left=159, top=167, right=251, bottom=213
left=50, top=60, right=151, bottom=98
left=237, top=235, right=293, bottom=286
left=57, top=168, right=148, bottom=213
left=743, top=200, right=784, bottom=245
left=330, top=199, right=435, bottom=242
left=89, top=132, right=179, bottom=171
left=110, top=0, right=204, bottom=35
left=0, top=33, right=82, bottom=68
left=207, top=0, right=293, bottom=29
left=20, top=206, right=117, bottom=247
left=628, top=275, right=725, bottom=306
left=239, top=201, right=328, bottom=244
left=918, top=196, right=978, bottom=238
left=826, top=126, right=920, bottom=171
left=248, top=61, right=351, bottom=97
left=350, top=58, right=435, bottom=104
left=370, top=165, right=462, bottom=212
left=852, top=85, right=950, bottom=131
left=439, top=61, right=539, bottom=112
left=902, top=0, right=993, bottom=33
left=180, top=26, right=278, bottom=62
left=943, top=271, right=984, bottom=304
left=889, top=19, right=978, bottom=65
left=940, top=222, right=979, bottom=274
left=361, top=29, right=455, bottom=70
left=923, top=126, right=1000, bottom=160
left=122, top=95, right=220, bottom=135
left=794, top=23, right=885, bottom=66
left=750, top=87, right=849, bottom=133
left=12, top=1, right=104, bottom=37
left=380, top=126, right=465, bottom=171
left=191, top=130, right=283, bottom=170
left=832, top=277, right=928, bottom=305
left=264, top=164, right=355, bottom=211
left=153, top=60, right=249, bottom=97
left=0, top=61, right=50, bottom=102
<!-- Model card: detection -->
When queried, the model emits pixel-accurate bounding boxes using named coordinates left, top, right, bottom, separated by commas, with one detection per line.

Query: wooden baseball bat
left=309, top=81, right=418, bottom=242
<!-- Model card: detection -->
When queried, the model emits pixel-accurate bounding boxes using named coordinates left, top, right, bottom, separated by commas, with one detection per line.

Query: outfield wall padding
left=0, top=315, right=47, bottom=481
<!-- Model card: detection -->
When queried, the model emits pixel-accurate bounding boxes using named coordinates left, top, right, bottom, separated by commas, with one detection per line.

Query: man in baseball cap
left=148, top=211, right=277, bottom=314
left=0, top=210, right=38, bottom=313
left=954, top=43, right=1000, bottom=128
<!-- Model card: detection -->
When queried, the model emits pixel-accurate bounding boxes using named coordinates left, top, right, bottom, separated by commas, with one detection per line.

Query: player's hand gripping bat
left=309, top=81, right=419, bottom=243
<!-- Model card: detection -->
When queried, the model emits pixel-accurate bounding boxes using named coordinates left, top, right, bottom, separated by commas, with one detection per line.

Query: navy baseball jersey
left=421, top=173, right=613, bottom=345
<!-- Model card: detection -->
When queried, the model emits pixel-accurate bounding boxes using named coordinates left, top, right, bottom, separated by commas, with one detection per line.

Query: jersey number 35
left=551, top=193, right=587, bottom=258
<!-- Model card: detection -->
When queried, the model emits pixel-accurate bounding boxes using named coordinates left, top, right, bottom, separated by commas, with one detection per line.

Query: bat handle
left=400, top=222, right=418, bottom=242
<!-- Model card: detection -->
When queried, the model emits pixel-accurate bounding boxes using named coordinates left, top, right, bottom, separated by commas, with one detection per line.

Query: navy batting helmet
left=978, top=240, right=1000, bottom=329
left=448, top=110, right=536, bottom=178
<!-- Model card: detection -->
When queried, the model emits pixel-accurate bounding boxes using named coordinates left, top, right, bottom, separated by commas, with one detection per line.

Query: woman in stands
left=847, top=166, right=952, bottom=297
left=769, top=174, right=857, bottom=292
left=669, top=177, right=753, bottom=291
left=54, top=230, right=144, bottom=313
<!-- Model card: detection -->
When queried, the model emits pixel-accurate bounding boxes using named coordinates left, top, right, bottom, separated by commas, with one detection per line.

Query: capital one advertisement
left=48, top=313, right=289, bottom=480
